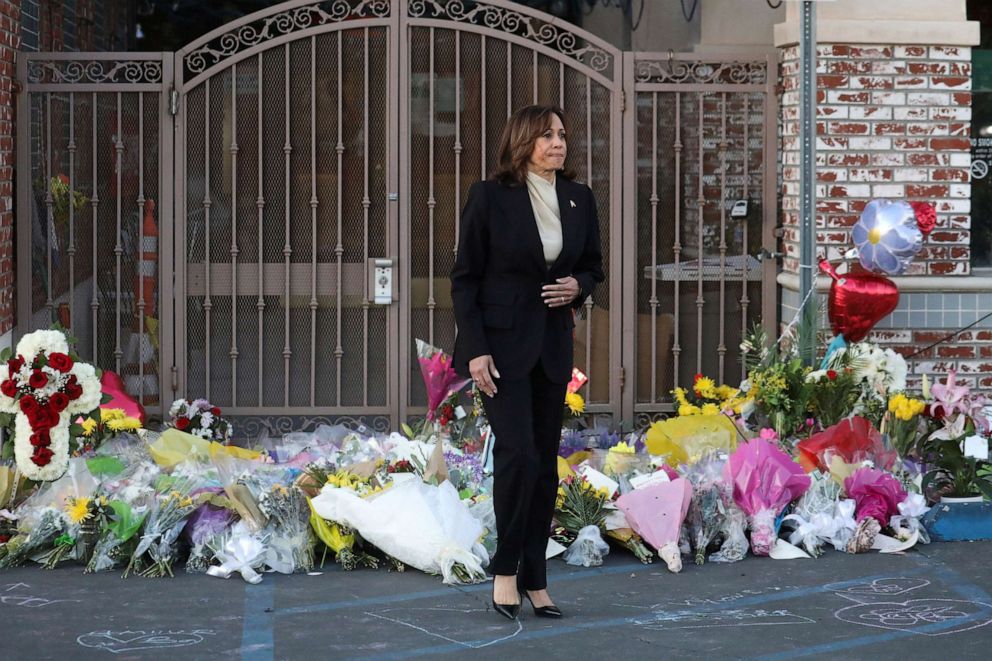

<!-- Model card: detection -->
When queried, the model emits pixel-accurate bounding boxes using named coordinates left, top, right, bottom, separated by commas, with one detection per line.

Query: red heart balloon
left=100, top=370, right=147, bottom=426
left=819, top=260, right=899, bottom=343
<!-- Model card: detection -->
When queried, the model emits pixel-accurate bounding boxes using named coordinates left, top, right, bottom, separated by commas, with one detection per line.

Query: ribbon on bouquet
left=782, top=498, right=858, bottom=555
left=889, top=493, right=930, bottom=545
left=206, top=534, right=267, bottom=584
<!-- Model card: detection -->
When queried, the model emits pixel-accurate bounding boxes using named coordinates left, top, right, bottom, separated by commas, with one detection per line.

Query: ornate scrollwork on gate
left=26, top=59, right=163, bottom=85
left=183, top=0, right=391, bottom=78
left=634, top=410, right=672, bottom=429
left=634, top=58, right=767, bottom=85
left=409, top=0, right=614, bottom=76
left=233, top=414, right=393, bottom=440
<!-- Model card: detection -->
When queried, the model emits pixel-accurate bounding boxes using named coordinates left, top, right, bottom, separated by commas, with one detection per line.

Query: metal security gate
left=622, top=52, right=778, bottom=427
left=17, top=1, right=777, bottom=434
left=16, top=53, right=174, bottom=411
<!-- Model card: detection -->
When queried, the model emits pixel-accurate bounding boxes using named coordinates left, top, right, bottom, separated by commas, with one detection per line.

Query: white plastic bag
left=562, top=524, right=610, bottom=567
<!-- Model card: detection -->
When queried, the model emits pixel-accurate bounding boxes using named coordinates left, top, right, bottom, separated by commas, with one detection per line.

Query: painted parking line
left=242, top=581, right=275, bottom=661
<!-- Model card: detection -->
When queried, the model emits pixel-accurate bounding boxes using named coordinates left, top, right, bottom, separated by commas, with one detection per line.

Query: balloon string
left=778, top=278, right=820, bottom=347
left=905, top=309, right=992, bottom=359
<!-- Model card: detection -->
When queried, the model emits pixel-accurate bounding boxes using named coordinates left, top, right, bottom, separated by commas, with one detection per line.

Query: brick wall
left=780, top=43, right=973, bottom=276
left=0, top=1, right=18, bottom=339
left=778, top=42, right=992, bottom=390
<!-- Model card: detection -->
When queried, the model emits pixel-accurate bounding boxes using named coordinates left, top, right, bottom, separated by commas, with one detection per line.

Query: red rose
left=176, top=417, right=191, bottom=431
left=7, top=356, right=24, bottom=373
left=29, top=431, right=50, bottom=447
left=47, top=352, right=74, bottom=373
left=0, top=379, right=17, bottom=398
left=50, top=392, right=69, bottom=412
left=65, top=382, right=83, bottom=399
left=19, top=394, right=38, bottom=414
left=28, top=370, right=48, bottom=389
left=31, top=446, right=54, bottom=466
left=211, top=407, right=221, bottom=416
left=827, top=370, right=838, bottom=381
left=694, top=373, right=704, bottom=383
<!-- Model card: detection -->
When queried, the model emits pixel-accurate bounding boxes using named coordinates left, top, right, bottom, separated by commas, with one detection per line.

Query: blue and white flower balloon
left=851, top=199, right=923, bottom=275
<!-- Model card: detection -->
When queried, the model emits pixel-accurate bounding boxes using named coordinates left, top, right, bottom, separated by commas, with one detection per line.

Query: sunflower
left=65, top=497, right=93, bottom=524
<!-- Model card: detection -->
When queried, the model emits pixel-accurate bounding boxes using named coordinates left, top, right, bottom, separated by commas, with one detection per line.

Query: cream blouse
left=525, top=170, right=563, bottom=266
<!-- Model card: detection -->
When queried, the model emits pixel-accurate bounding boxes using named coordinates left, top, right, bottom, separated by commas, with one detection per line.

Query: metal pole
left=799, top=0, right=817, bottom=363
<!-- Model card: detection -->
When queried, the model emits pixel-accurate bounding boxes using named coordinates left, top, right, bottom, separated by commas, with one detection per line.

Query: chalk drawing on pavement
left=834, top=599, right=992, bottom=637
left=77, top=630, right=217, bottom=654
left=632, top=608, right=816, bottom=631
left=364, top=607, right=523, bottom=649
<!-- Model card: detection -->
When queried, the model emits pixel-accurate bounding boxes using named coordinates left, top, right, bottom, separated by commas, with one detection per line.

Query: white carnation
left=13, top=411, right=70, bottom=482
left=0, top=364, right=16, bottom=413
left=14, top=329, right=69, bottom=360
left=199, top=411, right=214, bottom=428
left=69, top=362, right=102, bottom=414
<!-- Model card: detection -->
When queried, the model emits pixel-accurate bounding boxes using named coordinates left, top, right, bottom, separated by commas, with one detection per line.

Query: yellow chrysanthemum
left=66, top=497, right=93, bottom=524
left=80, top=418, right=98, bottom=437
left=565, top=392, right=585, bottom=415
left=715, top=385, right=740, bottom=401
left=678, top=404, right=701, bottom=416
left=701, top=403, right=721, bottom=416
left=694, top=376, right=717, bottom=399
left=673, top=387, right=690, bottom=407
left=101, top=408, right=126, bottom=422
left=106, top=416, right=142, bottom=432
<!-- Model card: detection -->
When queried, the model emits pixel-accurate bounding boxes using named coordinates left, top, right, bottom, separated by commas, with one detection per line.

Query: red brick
left=929, top=137, right=971, bottom=151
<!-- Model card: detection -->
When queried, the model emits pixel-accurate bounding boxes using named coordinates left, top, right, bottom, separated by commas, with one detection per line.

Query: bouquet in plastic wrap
left=0, top=457, right=98, bottom=568
left=311, top=478, right=487, bottom=584
left=781, top=471, right=853, bottom=556
left=680, top=453, right=729, bottom=564
left=307, top=496, right=378, bottom=571
left=84, top=458, right=160, bottom=573
left=725, top=438, right=811, bottom=556
left=843, top=466, right=906, bottom=552
left=645, top=414, right=739, bottom=467
left=616, top=478, right=692, bottom=572
left=184, top=487, right=237, bottom=573
left=708, top=496, right=749, bottom=563
left=415, top=339, right=471, bottom=427
left=123, top=478, right=208, bottom=577
left=554, top=474, right=611, bottom=566
left=796, top=417, right=896, bottom=474
left=258, top=482, right=314, bottom=574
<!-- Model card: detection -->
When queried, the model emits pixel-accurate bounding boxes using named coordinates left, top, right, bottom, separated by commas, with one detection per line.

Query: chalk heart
left=835, top=577, right=931, bottom=601
left=77, top=630, right=213, bottom=654
left=835, top=599, right=992, bottom=636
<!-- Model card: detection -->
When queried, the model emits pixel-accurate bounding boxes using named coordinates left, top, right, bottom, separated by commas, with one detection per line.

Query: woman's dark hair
left=490, top=104, right=575, bottom=186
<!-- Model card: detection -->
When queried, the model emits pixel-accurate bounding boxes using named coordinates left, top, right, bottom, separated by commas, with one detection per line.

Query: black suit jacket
left=450, top=177, right=605, bottom=383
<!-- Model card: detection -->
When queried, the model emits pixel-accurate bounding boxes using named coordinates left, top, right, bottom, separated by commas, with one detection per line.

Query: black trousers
left=483, top=358, right=567, bottom=590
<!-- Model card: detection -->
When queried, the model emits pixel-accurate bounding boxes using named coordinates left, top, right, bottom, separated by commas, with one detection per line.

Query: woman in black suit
left=450, top=105, right=604, bottom=619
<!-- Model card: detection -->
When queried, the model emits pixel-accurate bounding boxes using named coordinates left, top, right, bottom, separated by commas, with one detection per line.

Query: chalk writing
left=77, top=630, right=216, bottom=654
left=633, top=607, right=816, bottom=631
left=829, top=577, right=931, bottom=603
left=0, top=582, right=78, bottom=608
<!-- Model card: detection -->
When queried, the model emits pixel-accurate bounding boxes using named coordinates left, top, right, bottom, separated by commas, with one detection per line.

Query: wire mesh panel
left=405, top=0, right=623, bottom=420
left=17, top=55, right=169, bottom=413
left=179, top=15, right=393, bottom=418
left=629, top=55, right=777, bottom=425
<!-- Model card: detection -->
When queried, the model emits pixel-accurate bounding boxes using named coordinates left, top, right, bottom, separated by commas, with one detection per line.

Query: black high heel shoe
left=520, top=590, right=563, bottom=618
left=492, top=584, right=521, bottom=620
